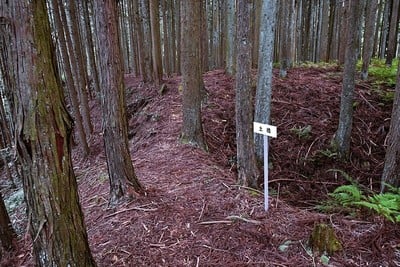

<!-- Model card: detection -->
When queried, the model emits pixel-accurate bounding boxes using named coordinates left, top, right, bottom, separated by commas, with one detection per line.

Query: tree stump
left=309, top=223, right=342, bottom=255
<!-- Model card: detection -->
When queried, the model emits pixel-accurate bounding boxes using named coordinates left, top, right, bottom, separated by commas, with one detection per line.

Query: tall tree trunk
left=361, top=0, right=379, bottom=80
left=334, top=0, right=365, bottom=159
left=53, top=0, right=90, bottom=157
left=94, top=0, right=145, bottom=206
left=180, top=0, right=207, bottom=150
left=379, top=0, right=391, bottom=59
left=82, top=0, right=101, bottom=95
left=132, top=0, right=146, bottom=79
left=11, top=0, right=96, bottom=265
left=236, top=0, right=260, bottom=188
left=225, top=0, right=236, bottom=75
left=65, top=0, right=93, bottom=136
left=139, top=0, right=154, bottom=82
left=381, top=59, right=400, bottom=190
left=200, top=0, right=209, bottom=73
left=319, top=0, right=330, bottom=62
left=255, top=0, right=277, bottom=162
left=279, top=0, right=294, bottom=77
left=149, top=0, right=163, bottom=85
left=385, top=0, right=399, bottom=66
left=175, top=0, right=181, bottom=75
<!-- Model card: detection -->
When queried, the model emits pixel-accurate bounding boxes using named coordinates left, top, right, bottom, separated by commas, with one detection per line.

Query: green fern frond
left=329, top=185, right=363, bottom=205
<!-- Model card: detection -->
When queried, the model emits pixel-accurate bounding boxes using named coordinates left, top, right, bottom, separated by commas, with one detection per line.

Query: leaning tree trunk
left=381, top=59, right=400, bottom=191
left=94, top=0, right=144, bottom=206
left=12, top=0, right=96, bottom=265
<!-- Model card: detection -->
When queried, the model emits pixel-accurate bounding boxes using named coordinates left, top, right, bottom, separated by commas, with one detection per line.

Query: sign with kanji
left=253, top=121, right=277, bottom=211
left=254, top=122, right=277, bottom=138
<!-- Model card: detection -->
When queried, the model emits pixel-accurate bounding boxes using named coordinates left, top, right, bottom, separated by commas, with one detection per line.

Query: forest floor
left=1, top=66, right=400, bottom=266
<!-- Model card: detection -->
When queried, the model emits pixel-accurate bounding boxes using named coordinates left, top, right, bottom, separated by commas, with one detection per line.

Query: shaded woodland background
left=0, top=0, right=400, bottom=266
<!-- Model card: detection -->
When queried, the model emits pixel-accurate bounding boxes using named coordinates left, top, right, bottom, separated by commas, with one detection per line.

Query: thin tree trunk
left=149, top=0, right=163, bottom=85
left=385, top=0, right=399, bottom=66
left=334, top=0, right=365, bottom=159
left=379, top=0, right=391, bottom=59
left=139, top=0, right=154, bottom=82
left=225, top=0, right=236, bottom=75
left=361, top=0, right=379, bottom=80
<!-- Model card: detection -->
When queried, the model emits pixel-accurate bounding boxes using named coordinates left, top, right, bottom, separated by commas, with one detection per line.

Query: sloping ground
left=1, top=67, right=399, bottom=266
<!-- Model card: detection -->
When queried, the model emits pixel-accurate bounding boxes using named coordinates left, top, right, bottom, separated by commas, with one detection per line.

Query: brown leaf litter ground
left=1, top=67, right=399, bottom=266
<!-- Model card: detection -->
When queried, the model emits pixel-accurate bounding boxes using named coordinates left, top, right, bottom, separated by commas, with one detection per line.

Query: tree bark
left=180, top=0, right=207, bottom=150
left=94, top=0, right=145, bottom=206
left=361, top=0, right=378, bottom=80
left=385, top=0, right=399, bottom=66
left=149, top=0, right=163, bottom=85
left=236, top=0, right=260, bottom=188
left=279, top=0, right=295, bottom=77
left=381, top=59, right=400, bottom=190
left=12, top=0, right=96, bottom=265
left=52, top=0, right=90, bottom=157
left=139, top=0, right=154, bottom=82
left=255, top=0, right=277, bottom=162
left=334, top=0, right=365, bottom=159
left=225, top=0, right=236, bottom=75
left=65, top=0, right=93, bottom=136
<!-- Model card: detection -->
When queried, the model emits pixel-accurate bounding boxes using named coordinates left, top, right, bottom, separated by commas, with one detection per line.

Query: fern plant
left=321, top=171, right=400, bottom=223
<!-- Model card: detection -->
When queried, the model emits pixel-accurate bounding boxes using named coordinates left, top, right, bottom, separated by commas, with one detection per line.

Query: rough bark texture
left=381, top=59, right=400, bottom=190
left=334, top=0, right=364, bottom=159
left=139, top=0, right=154, bottom=82
left=149, top=0, right=163, bottom=85
left=361, top=0, right=378, bottom=80
left=279, top=0, right=294, bottom=78
left=225, top=0, right=236, bottom=75
left=52, top=0, right=90, bottom=157
left=385, top=0, right=399, bottom=66
left=94, top=0, right=144, bottom=206
left=66, top=0, right=93, bottom=136
left=235, top=0, right=260, bottom=188
left=12, top=0, right=96, bottom=265
left=255, top=0, right=277, bottom=161
left=180, top=0, right=207, bottom=150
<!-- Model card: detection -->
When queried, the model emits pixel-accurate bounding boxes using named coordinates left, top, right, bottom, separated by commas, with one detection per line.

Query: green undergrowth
left=318, top=170, right=400, bottom=223
left=360, top=58, right=398, bottom=87
left=356, top=58, right=397, bottom=105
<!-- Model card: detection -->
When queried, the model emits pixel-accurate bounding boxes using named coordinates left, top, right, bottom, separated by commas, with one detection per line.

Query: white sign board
left=254, top=122, right=277, bottom=212
left=253, top=122, right=277, bottom=138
